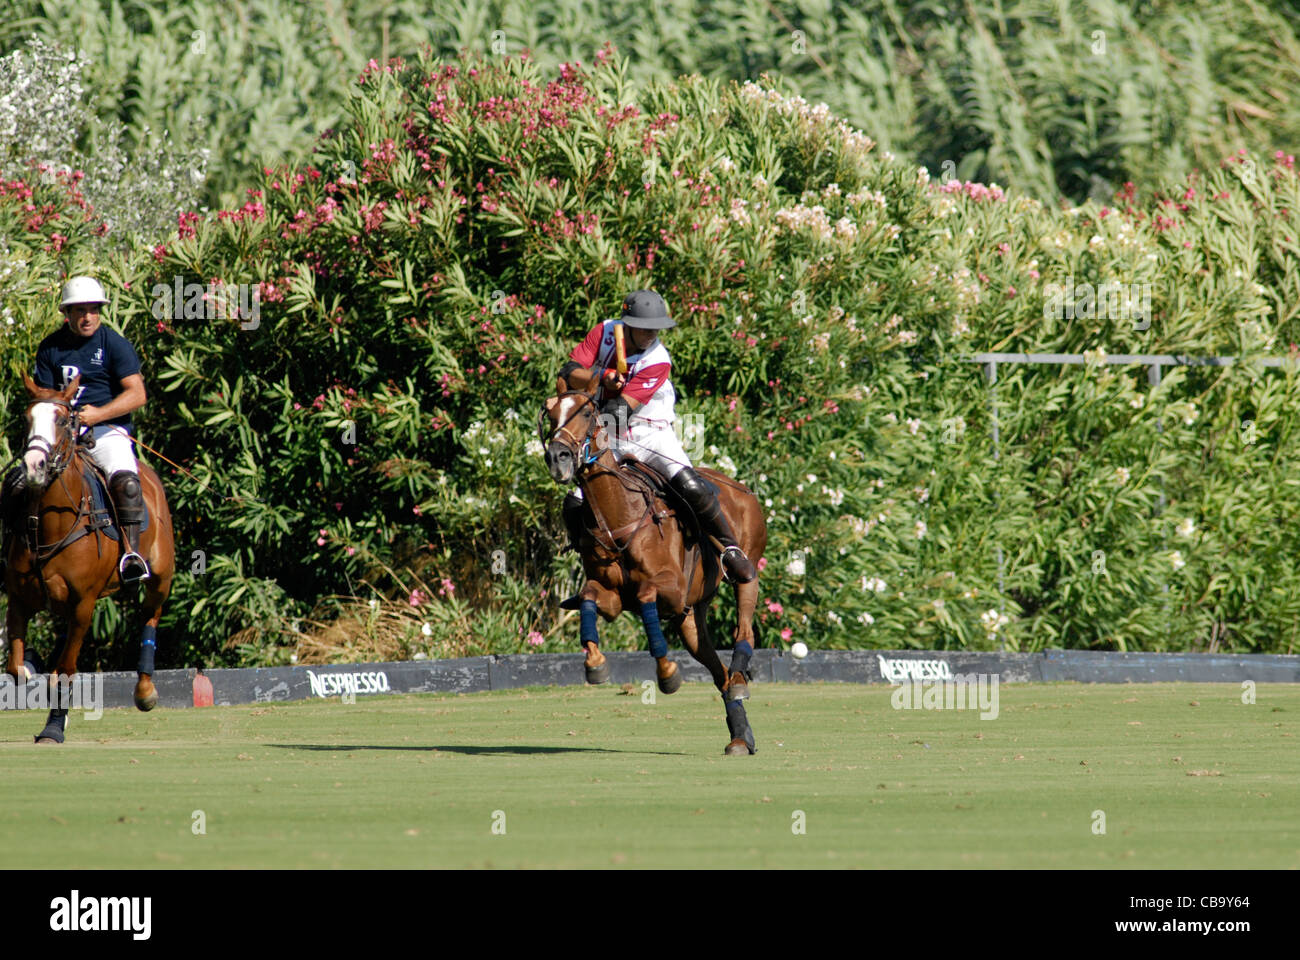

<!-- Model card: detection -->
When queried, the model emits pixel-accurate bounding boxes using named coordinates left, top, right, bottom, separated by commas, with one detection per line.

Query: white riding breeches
left=79, top=424, right=139, bottom=477
left=572, top=417, right=690, bottom=502
left=617, top=417, right=691, bottom=480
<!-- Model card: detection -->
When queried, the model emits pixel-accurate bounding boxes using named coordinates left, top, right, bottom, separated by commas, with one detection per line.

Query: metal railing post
left=985, top=359, right=1006, bottom=651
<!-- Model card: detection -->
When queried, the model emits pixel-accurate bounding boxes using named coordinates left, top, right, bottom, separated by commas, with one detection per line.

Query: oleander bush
left=6, top=0, right=1300, bottom=208
left=5, top=44, right=1300, bottom=669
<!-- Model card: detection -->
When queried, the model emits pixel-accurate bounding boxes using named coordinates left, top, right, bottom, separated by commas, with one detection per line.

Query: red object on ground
left=193, top=672, right=214, bottom=707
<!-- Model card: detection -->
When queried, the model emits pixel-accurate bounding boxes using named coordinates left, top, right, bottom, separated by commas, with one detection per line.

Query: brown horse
left=541, top=370, right=767, bottom=755
left=3, top=374, right=175, bottom=743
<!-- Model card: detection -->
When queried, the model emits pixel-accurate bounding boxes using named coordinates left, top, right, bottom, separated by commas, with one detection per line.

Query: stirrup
left=720, top=545, right=757, bottom=584
left=119, top=552, right=150, bottom=583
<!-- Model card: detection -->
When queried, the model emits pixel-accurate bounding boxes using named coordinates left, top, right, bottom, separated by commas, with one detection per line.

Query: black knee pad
left=109, top=471, right=142, bottom=500
left=671, top=467, right=712, bottom=505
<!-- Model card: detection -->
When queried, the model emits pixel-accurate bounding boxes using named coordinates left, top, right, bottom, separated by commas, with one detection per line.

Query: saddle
left=81, top=455, right=151, bottom=543
left=620, top=456, right=721, bottom=523
left=22, top=451, right=149, bottom=561
left=592, top=454, right=721, bottom=596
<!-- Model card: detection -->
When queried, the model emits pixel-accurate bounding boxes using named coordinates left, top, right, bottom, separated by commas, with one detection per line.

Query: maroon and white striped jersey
left=569, top=320, right=676, bottom=426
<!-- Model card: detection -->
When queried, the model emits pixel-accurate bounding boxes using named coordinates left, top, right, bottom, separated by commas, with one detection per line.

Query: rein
left=543, top=390, right=663, bottom=555
left=8, top=400, right=98, bottom=603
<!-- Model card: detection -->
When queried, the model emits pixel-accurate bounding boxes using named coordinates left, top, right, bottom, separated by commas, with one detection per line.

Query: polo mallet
left=614, top=322, right=628, bottom=376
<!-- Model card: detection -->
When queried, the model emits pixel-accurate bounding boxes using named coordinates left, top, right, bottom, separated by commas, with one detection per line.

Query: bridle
left=22, top=398, right=81, bottom=485
left=540, top=390, right=663, bottom=554
left=6, top=398, right=101, bottom=602
left=538, top=389, right=605, bottom=470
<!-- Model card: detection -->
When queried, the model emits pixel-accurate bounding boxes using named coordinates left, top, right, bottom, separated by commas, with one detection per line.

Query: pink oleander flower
left=527, top=631, right=544, bottom=646
left=781, top=628, right=793, bottom=641
left=409, top=590, right=426, bottom=606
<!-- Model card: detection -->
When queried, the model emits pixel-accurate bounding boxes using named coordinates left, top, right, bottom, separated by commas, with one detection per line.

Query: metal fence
left=961, top=352, right=1297, bottom=649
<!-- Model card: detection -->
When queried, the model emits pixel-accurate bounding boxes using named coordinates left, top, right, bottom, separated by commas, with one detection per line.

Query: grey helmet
left=619, top=290, right=675, bottom=329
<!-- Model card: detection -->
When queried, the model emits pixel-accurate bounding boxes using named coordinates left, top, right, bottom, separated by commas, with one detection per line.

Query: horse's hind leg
left=134, top=570, right=172, bottom=711
left=723, top=699, right=757, bottom=756
left=725, top=578, right=760, bottom=701
left=678, top=605, right=727, bottom=692
left=685, top=605, right=756, bottom=756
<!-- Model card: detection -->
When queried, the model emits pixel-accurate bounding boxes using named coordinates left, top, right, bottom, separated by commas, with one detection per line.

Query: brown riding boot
left=670, top=467, right=757, bottom=583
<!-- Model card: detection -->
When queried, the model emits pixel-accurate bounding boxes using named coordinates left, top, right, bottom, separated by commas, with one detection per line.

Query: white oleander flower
left=981, top=609, right=1009, bottom=633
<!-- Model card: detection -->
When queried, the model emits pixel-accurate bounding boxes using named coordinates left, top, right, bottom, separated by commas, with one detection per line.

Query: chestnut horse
left=540, top=371, right=767, bottom=755
left=3, top=374, right=174, bottom=743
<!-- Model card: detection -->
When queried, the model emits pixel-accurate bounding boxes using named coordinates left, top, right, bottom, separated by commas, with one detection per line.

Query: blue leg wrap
left=580, top=600, right=599, bottom=647
left=139, top=625, right=156, bottom=675
left=640, top=601, right=668, bottom=659
left=731, top=639, right=754, bottom=675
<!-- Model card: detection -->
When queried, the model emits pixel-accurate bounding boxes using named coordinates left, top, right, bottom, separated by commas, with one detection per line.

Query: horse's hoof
left=724, top=675, right=750, bottom=702
left=134, top=675, right=158, bottom=711
left=657, top=660, right=682, bottom=695
left=585, top=661, right=610, bottom=684
left=725, top=738, right=755, bottom=756
left=34, top=734, right=64, bottom=745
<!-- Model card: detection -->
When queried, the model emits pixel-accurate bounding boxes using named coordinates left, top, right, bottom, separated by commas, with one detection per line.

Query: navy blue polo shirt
left=33, top=323, right=142, bottom=428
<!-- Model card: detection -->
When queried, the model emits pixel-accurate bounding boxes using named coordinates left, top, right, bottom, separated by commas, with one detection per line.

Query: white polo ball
left=790, top=641, right=808, bottom=659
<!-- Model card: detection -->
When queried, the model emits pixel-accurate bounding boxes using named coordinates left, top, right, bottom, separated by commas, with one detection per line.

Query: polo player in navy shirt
left=24, top=276, right=151, bottom=582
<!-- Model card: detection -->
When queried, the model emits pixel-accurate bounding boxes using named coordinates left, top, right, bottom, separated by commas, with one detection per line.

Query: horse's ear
left=23, top=373, right=60, bottom=401
left=555, top=374, right=568, bottom=396
left=61, top=374, right=81, bottom=403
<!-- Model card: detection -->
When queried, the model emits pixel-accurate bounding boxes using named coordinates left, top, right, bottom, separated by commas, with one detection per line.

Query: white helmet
left=59, top=276, right=109, bottom=309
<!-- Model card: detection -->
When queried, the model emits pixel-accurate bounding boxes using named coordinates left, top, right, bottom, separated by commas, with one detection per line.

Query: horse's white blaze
left=555, top=394, right=583, bottom=428
left=24, top=402, right=58, bottom=483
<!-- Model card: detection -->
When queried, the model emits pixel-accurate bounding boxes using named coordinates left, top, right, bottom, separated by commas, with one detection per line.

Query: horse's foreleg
left=36, top=597, right=94, bottom=744
left=134, top=572, right=170, bottom=711
left=579, top=594, right=610, bottom=684
left=636, top=586, right=680, bottom=695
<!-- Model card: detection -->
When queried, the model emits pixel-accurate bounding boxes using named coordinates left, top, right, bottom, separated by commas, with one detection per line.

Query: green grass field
left=0, top=682, right=1295, bottom=868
